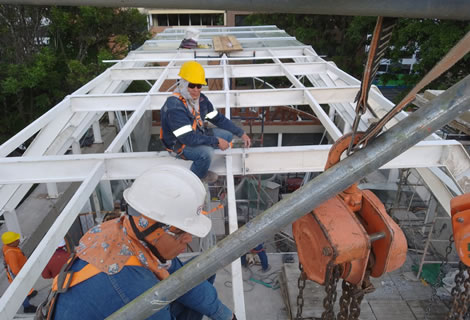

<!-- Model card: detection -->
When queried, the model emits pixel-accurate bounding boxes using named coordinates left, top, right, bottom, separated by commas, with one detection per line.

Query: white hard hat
left=58, top=239, right=66, bottom=248
left=123, top=165, right=210, bottom=237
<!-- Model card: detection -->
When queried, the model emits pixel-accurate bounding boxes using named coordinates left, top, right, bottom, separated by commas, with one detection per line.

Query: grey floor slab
left=406, top=300, right=449, bottom=320
left=369, top=300, right=416, bottom=320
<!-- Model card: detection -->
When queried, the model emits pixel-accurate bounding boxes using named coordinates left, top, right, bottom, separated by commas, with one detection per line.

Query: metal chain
left=447, top=262, right=470, bottom=319
left=349, top=284, right=365, bottom=320
left=424, top=234, right=454, bottom=319
left=296, top=263, right=307, bottom=320
left=337, top=280, right=365, bottom=320
left=322, top=264, right=342, bottom=320
left=337, top=280, right=352, bottom=320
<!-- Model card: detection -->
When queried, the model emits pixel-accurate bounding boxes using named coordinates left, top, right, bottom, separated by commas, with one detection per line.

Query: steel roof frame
left=0, top=25, right=468, bottom=320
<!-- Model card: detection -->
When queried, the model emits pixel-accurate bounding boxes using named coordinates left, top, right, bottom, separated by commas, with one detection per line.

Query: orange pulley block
left=293, top=133, right=408, bottom=286
left=450, top=194, right=470, bottom=266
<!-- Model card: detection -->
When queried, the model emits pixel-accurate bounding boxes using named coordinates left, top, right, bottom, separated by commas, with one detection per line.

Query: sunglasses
left=188, top=83, right=202, bottom=89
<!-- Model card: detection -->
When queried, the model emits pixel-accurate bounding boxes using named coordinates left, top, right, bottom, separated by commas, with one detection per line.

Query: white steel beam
left=270, top=50, right=342, bottom=140
left=105, top=95, right=151, bottom=153
left=70, top=87, right=360, bottom=112
left=0, top=162, right=105, bottom=320
left=222, top=54, right=247, bottom=320
left=0, top=141, right=464, bottom=184
left=122, top=48, right=309, bottom=62
left=109, top=63, right=329, bottom=81
left=0, top=98, right=71, bottom=157
left=106, top=58, right=176, bottom=153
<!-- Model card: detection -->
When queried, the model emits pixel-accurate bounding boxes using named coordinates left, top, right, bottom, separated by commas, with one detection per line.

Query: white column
left=92, top=121, right=103, bottom=144
left=71, top=140, right=81, bottom=154
left=91, top=190, right=103, bottom=223
left=108, top=111, right=115, bottom=126
left=277, top=133, right=283, bottom=147
left=99, top=180, right=114, bottom=211
left=46, top=183, right=59, bottom=199
left=3, top=209, right=22, bottom=236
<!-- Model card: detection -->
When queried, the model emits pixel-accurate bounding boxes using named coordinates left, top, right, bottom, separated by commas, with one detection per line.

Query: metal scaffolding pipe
left=1, top=0, right=470, bottom=20
left=107, top=76, right=470, bottom=320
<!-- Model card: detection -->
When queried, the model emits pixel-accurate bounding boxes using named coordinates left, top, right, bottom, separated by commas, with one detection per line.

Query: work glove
left=246, top=253, right=255, bottom=266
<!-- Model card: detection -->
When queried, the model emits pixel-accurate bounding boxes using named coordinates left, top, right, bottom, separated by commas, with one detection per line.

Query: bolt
left=322, top=247, right=333, bottom=256
left=457, top=217, right=465, bottom=223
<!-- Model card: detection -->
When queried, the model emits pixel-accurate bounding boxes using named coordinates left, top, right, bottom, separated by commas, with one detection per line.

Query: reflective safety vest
left=36, top=255, right=142, bottom=320
left=160, top=93, right=204, bottom=156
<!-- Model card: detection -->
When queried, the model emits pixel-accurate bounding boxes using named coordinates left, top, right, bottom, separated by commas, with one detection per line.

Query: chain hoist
left=293, top=134, right=407, bottom=320
left=444, top=194, right=470, bottom=320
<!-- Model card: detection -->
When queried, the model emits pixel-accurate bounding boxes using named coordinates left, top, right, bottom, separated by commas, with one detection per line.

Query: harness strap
left=52, top=256, right=142, bottom=292
left=202, top=204, right=224, bottom=216
left=2, top=248, right=18, bottom=283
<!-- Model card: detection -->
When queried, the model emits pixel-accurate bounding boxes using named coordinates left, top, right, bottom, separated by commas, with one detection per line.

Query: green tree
left=0, top=5, right=150, bottom=144
left=387, top=19, right=470, bottom=90
left=245, top=14, right=376, bottom=78
left=246, top=13, right=469, bottom=97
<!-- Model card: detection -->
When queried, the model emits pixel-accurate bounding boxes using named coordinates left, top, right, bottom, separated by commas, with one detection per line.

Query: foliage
left=0, top=5, right=150, bottom=144
left=245, top=14, right=376, bottom=78
left=387, top=19, right=470, bottom=90
left=245, top=13, right=469, bottom=94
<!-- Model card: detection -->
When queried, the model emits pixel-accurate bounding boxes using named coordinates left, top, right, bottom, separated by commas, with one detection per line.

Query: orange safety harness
left=36, top=254, right=142, bottom=320
left=2, top=247, right=35, bottom=296
left=160, top=93, right=204, bottom=157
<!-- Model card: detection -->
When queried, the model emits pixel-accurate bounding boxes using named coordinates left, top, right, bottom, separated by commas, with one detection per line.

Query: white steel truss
left=0, top=25, right=468, bottom=320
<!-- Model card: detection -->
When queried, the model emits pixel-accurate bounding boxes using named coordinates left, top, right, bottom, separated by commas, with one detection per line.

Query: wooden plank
left=213, top=36, right=243, bottom=53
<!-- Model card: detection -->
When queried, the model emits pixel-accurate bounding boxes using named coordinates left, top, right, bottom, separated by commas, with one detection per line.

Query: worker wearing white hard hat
left=51, top=166, right=236, bottom=320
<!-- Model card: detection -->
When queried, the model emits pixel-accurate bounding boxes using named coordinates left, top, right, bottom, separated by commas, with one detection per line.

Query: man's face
left=155, top=229, right=192, bottom=260
left=187, top=83, right=202, bottom=100
left=8, top=240, right=20, bottom=247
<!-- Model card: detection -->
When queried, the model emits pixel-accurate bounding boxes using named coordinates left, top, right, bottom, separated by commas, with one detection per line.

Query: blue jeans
left=181, top=128, right=233, bottom=179
left=22, top=297, right=32, bottom=309
left=241, top=243, right=269, bottom=270
left=54, top=257, right=232, bottom=320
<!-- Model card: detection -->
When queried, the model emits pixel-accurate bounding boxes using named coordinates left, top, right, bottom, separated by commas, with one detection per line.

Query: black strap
left=128, top=215, right=167, bottom=264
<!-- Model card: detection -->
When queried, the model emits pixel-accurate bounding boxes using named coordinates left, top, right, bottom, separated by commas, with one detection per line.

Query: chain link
left=447, top=262, right=470, bottom=319
left=322, top=264, right=342, bottom=320
left=337, top=280, right=352, bottom=320
left=296, top=263, right=307, bottom=320
left=337, top=280, right=365, bottom=320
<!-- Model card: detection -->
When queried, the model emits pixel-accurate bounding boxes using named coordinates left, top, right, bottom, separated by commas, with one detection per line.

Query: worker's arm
left=167, top=105, right=219, bottom=147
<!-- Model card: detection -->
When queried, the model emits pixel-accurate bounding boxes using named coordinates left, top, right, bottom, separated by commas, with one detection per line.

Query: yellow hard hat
left=178, top=61, right=207, bottom=85
left=1, top=231, right=20, bottom=245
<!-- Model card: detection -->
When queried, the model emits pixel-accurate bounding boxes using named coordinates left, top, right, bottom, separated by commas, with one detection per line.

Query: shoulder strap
left=38, top=254, right=142, bottom=320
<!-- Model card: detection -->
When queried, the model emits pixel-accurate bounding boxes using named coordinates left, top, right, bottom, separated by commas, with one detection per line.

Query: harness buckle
left=56, top=270, right=74, bottom=293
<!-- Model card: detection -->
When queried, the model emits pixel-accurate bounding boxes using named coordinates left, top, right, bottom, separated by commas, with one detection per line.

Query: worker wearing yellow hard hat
left=2, top=231, right=38, bottom=313
left=160, top=61, right=251, bottom=183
